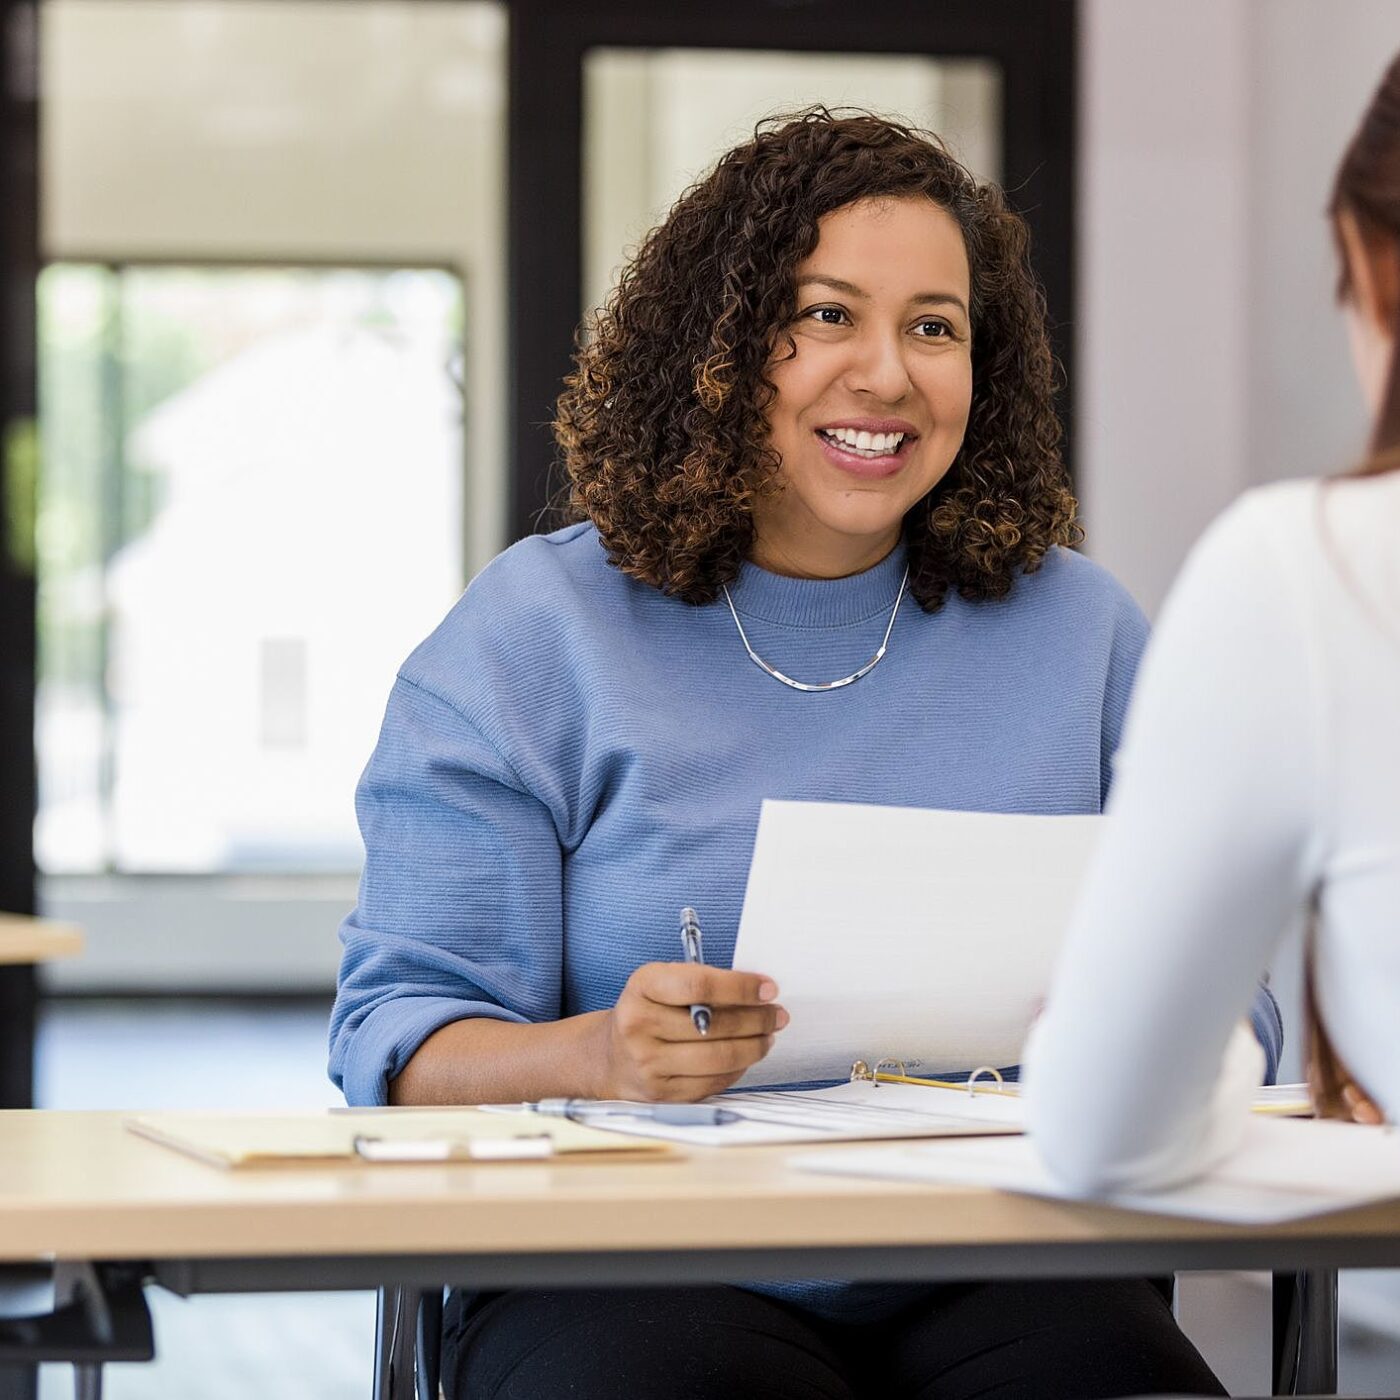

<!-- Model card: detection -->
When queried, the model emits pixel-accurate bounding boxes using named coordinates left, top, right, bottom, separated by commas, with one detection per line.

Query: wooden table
left=0, top=916, right=82, bottom=1112
left=0, top=1110, right=1389, bottom=1397
left=0, top=916, right=83, bottom=968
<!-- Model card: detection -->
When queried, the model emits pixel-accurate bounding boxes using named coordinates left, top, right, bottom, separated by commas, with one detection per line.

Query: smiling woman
left=331, top=110, right=1266, bottom=1399
left=558, top=110, right=1077, bottom=610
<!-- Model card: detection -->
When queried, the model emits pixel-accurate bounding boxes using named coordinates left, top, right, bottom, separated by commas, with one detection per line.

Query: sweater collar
left=724, top=545, right=909, bottom=627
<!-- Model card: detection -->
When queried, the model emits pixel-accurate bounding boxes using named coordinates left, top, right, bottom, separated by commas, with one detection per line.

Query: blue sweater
left=330, top=523, right=1282, bottom=1317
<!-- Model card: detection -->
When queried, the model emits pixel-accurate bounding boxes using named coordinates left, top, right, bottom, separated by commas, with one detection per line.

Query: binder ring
left=965, top=1065, right=1005, bottom=1096
left=848, top=1057, right=930, bottom=1088
left=851, top=1059, right=911, bottom=1087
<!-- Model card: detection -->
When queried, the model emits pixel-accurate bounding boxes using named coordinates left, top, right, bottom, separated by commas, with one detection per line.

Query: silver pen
left=679, top=906, right=711, bottom=1035
left=529, top=1098, right=741, bottom=1126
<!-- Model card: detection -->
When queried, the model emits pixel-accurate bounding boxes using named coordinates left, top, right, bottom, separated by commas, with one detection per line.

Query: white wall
left=1079, top=0, right=1394, bottom=619
left=1246, top=4, right=1397, bottom=486
left=1078, top=0, right=1253, bottom=618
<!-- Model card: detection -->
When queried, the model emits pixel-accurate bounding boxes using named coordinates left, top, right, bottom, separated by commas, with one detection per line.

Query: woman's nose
left=842, top=331, right=913, bottom=403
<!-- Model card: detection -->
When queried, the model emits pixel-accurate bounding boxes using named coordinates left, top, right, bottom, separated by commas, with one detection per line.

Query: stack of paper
left=794, top=1117, right=1400, bottom=1224
left=572, top=1081, right=1308, bottom=1149
left=581, top=1080, right=1023, bottom=1148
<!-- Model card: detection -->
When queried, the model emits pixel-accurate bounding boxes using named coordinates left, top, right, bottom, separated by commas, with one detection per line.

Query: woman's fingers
left=653, top=1003, right=788, bottom=1042
left=656, top=1034, right=775, bottom=1079
left=633, top=962, right=778, bottom=1010
left=1342, top=1080, right=1385, bottom=1124
left=603, top=962, right=785, bottom=1101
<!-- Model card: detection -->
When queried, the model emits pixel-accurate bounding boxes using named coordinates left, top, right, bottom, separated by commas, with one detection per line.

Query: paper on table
left=582, top=1080, right=1024, bottom=1148
left=794, top=1117, right=1400, bottom=1224
left=126, top=1109, right=670, bottom=1168
left=732, top=801, right=1103, bottom=1087
left=575, top=1081, right=1307, bottom=1150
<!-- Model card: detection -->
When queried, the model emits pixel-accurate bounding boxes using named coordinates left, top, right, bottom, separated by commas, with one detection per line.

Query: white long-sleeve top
left=1025, top=472, right=1400, bottom=1193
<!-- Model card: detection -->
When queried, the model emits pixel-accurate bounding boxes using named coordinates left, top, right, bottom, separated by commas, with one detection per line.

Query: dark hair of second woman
left=1332, top=51, right=1400, bottom=472
left=1308, top=51, right=1400, bottom=1119
left=555, top=108, right=1080, bottom=610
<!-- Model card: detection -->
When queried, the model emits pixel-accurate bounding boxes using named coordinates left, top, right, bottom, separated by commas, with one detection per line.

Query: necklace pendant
left=722, top=567, right=909, bottom=693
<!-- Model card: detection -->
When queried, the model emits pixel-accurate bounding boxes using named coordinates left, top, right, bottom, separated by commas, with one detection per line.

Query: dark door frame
left=507, top=0, right=1077, bottom=539
left=0, top=0, right=40, bottom=1110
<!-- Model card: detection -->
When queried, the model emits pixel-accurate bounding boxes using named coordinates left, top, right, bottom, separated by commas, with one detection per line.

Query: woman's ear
left=1338, top=205, right=1400, bottom=338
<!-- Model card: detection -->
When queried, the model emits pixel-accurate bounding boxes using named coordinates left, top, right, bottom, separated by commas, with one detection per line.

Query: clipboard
left=125, top=1109, right=675, bottom=1168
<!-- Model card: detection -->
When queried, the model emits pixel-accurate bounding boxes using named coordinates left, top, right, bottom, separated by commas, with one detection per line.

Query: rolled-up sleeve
left=329, top=676, right=564, bottom=1106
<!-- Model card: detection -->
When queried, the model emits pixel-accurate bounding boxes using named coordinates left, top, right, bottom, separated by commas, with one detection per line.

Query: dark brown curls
left=553, top=108, right=1081, bottom=608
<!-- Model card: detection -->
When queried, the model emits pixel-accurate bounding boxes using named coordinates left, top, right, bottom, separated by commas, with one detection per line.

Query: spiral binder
left=848, top=1057, right=1020, bottom=1098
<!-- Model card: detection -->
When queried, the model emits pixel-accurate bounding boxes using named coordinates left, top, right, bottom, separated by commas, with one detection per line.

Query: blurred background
left=0, top=0, right=1395, bottom=1394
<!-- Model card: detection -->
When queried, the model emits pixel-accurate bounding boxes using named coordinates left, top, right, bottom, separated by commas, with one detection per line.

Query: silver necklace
left=720, top=566, right=910, bottom=692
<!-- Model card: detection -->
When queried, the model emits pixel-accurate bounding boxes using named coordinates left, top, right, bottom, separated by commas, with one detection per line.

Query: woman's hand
left=592, top=963, right=787, bottom=1102
left=1308, top=1055, right=1385, bottom=1124
left=1304, top=1069, right=1383, bottom=1125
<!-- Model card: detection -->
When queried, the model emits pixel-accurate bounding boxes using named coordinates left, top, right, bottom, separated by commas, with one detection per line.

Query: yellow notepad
left=126, top=1108, right=673, bottom=1168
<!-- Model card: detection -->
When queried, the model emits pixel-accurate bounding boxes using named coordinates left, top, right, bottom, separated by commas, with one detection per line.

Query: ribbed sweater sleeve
left=1100, top=584, right=1150, bottom=808
left=328, top=674, right=564, bottom=1106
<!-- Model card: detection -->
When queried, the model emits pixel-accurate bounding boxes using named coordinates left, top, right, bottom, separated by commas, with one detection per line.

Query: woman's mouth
left=814, top=426, right=916, bottom=478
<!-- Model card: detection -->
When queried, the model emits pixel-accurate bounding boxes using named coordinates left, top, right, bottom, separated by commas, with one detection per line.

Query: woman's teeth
left=819, top=427, right=906, bottom=458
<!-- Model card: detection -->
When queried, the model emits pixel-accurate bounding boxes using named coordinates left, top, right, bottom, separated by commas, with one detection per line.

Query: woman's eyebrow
left=908, top=292, right=969, bottom=317
left=797, top=274, right=868, bottom=298
left=796, top=275, right=967, bottom=316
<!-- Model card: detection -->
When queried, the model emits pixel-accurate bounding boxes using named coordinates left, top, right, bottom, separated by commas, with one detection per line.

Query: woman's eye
left=804, top=306, right=848, bottom=326
left=914, top=319, right=952, bottom=338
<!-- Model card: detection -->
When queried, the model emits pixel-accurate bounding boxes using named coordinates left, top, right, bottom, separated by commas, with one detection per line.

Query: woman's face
left=754, top=195, right=974, bottom=579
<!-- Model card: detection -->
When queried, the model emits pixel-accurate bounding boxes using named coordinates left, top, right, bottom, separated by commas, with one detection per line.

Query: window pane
left=36, top=0, right=506, bottom=877
left=583, top=48, right=1002, bottom=320
left=37, top=266, right=465, bottom=873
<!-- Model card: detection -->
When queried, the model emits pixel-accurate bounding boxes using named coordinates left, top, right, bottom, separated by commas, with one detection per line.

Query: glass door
left=583, top=49, right=1002, bottom=324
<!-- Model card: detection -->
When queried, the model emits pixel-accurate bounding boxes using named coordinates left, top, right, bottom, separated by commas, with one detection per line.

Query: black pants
left=442, top=1280, right=1226, bottom=1400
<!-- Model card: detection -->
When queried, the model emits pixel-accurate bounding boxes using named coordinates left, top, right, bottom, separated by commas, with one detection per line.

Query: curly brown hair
left=555, top=108, right=1081, bottom=610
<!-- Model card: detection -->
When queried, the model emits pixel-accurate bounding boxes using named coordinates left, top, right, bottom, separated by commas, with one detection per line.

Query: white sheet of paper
left=555, top=1084, right=1307, bottom=1151
left=731, top=801, right=1103, bottom=1087
left=581, top=1080, right=1025, bottom=1148
left=794, top=1117, right=1400, bottom=1224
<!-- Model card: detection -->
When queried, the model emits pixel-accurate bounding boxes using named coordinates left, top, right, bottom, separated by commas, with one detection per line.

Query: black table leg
left=0, top=965, right=36, bottom=1110
left=1273, top=1267, right=1339, bottom=1395
left=0, top=981, right=40, bottom=1400
left=0, top=1366, right=36, bottom=1400
left=373, top=1286, right=420, bottom=1400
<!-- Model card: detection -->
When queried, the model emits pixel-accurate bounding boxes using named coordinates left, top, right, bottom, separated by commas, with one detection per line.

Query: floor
left=28, top=997, right=1400, bottom=1398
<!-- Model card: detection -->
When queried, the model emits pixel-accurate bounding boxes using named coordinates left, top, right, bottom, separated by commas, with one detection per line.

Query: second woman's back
left=1026, top=469, right=1400, bottom=1190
